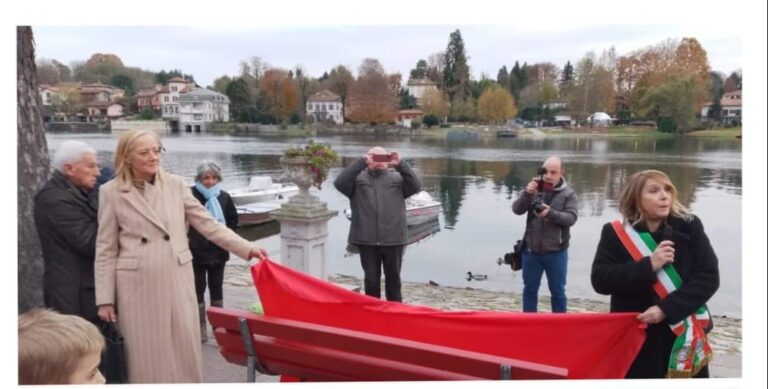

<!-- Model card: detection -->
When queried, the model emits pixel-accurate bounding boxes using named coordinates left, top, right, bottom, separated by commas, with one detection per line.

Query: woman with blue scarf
left=188, top=161, right=239, bottom=343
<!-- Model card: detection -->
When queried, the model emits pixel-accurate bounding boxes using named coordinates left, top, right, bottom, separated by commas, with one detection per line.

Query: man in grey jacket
left=512, top=156, right=578, bottom=313
left=334, top=146, right=422, bottom=302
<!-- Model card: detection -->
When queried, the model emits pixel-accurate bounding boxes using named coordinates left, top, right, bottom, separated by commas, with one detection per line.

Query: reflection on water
left=235, top=220, right=281, bottom=241
left=44, top=132, right=742, bottom=318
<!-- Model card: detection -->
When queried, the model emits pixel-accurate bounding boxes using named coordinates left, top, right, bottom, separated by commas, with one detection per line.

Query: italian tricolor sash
left=610, top=220, right=713, bottom=378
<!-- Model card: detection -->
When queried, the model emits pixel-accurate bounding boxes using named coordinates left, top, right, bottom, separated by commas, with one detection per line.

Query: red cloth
left=251, top=259, right=646, bottom=379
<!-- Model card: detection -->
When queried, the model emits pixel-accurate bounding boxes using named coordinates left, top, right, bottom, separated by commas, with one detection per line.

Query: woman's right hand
left=650, top=240, right=675, bottom=271
left=98, top=305, right=117, bottom=323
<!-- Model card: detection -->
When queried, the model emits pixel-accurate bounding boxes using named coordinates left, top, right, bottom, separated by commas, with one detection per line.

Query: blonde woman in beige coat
left=94, top=130, right=267, bottom=383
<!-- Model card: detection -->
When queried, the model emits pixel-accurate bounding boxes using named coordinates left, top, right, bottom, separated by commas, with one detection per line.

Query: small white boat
left=236, top=201, right=283, bottom=227
left=229, top=176, right=299, bottom=206
left=343, top=191, right=442, bottom=226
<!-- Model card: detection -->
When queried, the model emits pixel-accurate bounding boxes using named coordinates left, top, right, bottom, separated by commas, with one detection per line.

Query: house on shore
left=700, top=90, right=742, bottom=126
left=397, top=109, right=424, bottom=128
left=159, top=77, right=195, bottom=131
left=178, top=88, right=230, bottom=132
left=306, top=90, right=343, bottom=124
left=406, top=78, right=438, bottom=106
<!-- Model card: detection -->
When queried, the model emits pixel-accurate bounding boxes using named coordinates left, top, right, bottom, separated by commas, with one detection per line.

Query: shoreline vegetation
left=210, top=122, right=743, bottom=139
left=109, top=119, right=742, bottom=139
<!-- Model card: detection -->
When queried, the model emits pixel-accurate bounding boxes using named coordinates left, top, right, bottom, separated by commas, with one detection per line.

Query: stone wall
left=110, top=119, right=168, bottom=133
left=44, top=121, right=110, bottom=133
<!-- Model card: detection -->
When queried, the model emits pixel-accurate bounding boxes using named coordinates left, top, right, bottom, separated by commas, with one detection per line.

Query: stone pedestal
left=272, top=156, right=338, bottom=280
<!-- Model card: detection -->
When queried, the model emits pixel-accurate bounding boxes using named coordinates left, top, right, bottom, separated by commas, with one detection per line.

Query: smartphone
left=371, top=154, right=392, bottom=163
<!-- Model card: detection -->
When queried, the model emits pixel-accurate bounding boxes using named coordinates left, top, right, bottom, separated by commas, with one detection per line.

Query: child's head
left=18, top=309, right=106, bottom=385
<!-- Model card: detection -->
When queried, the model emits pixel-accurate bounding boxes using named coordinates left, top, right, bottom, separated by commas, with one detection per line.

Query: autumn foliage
left=346, top=58, right=397, bottom=124
left=477, top=85, right=517, bottom=124
left=260, top=69, right=299, bottom=122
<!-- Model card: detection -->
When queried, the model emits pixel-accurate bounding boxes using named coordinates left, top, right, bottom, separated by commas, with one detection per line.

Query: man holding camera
left=512, top=156, right=578, bottom=313
left=334, top=146, right=422, bottom=302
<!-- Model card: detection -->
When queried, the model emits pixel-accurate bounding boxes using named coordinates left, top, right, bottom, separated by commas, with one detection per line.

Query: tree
left=210, top=75, right=232, bottom=94
left=18, top=26, right=50, bottom=312
left=470, top=77, right=497, bottom=100
left=420, top=88, right=449, bottom=119
left=136, top=107, right=155, bottom=120
left=346, top=58, right=396, bottom=124
left=155, top=69, right=194, bottom=85
left=259, top=68, right=298, bottom=122
left=724, top=70, right=742, bottom=92
left=410, top=59, right=428, bottom=79
left=477, top=85, right=517, bottom=124
left=639, top=73, right=708, bottom=132
left=443, top=29, right=471, bottom=102
left=110, top=74, right=134, bottom=96
left=560, top=60, right=574, bottom=87
left=325, top=65, right=354, bottom=110
left=449, top=95, right=477, bottom=122
left=496, top=65, right=509, bottom=91
left=425, top=52, right=446, bottom=90
left=673, top=38, right=710, bottom=83
left=225, top=78, right=254, bottom=122
left=36, top=58, right=71, bottom=85
left=398, top=88, right=416, bottom=109
left=293, top=66, right=312, bottom=115
left=508, top=61, right=523, bottom=101
left=422, top=114, right=440, bottom=128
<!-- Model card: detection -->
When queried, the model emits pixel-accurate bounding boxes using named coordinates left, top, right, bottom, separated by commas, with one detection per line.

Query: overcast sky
left=33, top=24, right=741, bottom=88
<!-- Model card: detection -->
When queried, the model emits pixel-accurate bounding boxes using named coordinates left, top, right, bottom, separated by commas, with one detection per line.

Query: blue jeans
left=522, top=249, right=568, bottom=313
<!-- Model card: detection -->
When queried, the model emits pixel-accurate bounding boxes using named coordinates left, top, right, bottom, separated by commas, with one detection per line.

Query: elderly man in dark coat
left=334, top=146, right=422, bottom=302
left=34, top=140, right=101, bottom=322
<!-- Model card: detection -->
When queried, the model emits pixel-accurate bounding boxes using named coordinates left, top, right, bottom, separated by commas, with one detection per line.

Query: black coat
left=187, top=187, right=239, bottom=266
left=34, top=171, right=99, bottom=322
left=591, top=215, right=720, bottom=378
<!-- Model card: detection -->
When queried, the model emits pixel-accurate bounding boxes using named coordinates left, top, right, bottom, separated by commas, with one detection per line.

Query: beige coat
left=95, top=170, right=253, bottom=383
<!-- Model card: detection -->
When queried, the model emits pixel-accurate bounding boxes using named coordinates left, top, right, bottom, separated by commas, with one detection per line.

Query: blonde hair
left=18, top=309, right=105, bottom=385
left=618, top=169, right=692, bottom=225
left=113, top=129, right=162, bottom=184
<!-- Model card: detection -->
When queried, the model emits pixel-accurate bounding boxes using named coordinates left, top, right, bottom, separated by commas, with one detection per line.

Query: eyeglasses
left=135, top=145, right=166, bottom=158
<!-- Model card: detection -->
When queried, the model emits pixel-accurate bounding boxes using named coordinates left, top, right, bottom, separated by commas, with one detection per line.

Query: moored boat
left=343, top=191, right=442, bottom=226
left=229, top=176, right=299, bottom=206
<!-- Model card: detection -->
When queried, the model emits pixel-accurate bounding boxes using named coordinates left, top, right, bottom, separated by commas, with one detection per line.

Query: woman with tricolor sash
left=591, top=170, right=719, bottom=378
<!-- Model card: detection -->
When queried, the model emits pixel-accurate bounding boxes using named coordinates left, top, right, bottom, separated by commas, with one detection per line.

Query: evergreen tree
left=225, top=78, right=254, bottom=122
left=509, top=61, right=522, bottom=102
left=410, top=59, right=428, bottom=79
left=560, top=60, right=574, bottom=86
left=398, top=88, right=416, bottom=109
left=496, top=65, right=509, bottom=91
left=443, top=29, right=471, bottom=102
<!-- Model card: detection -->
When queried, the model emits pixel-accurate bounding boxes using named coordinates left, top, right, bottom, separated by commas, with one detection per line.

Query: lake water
left=45, top=131, right=742, bottom=318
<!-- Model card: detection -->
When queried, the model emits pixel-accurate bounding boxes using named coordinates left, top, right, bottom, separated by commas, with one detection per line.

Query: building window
left=171, top=86, right=178, bottom=92
left=164, top=96, right=169, bottom=103
left=173, top=96, right=178, bottom=102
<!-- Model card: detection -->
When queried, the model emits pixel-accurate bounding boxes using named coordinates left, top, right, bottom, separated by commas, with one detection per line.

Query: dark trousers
left=357, top=245, right=404, bottom=302
left=193, top=261, right=226, bottom=303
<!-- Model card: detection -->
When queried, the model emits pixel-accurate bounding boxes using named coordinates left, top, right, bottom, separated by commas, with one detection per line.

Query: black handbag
left=99, top=322, right=128, bottom=384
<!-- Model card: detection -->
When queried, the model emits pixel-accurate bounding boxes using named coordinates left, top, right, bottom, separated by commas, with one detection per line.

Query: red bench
left=207, top=307, right=569, bottom=382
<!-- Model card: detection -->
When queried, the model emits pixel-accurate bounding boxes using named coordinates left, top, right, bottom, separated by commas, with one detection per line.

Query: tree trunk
left=17, top=26, right=50, bottom=313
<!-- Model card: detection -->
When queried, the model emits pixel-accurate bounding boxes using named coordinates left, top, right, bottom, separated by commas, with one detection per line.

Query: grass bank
left=686, top=127, right=742, bottom=138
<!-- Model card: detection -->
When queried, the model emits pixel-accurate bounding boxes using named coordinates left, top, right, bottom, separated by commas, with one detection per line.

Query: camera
left=496, top=239, right=524, bottom=271
left=532, top=166, right=549, bottom=213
